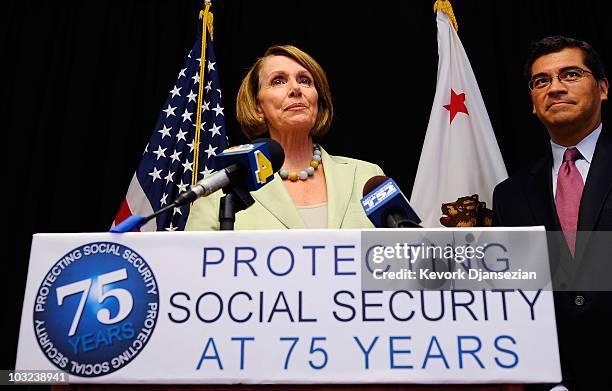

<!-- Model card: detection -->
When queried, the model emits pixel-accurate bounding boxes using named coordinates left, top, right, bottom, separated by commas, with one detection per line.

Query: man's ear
left=599, top=78, right=609, bottom=101
left=532, top=104, right=537, bottom=115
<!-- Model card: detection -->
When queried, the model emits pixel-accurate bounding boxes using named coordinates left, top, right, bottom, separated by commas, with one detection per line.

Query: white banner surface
left=16, top=229, right=561, bottom=384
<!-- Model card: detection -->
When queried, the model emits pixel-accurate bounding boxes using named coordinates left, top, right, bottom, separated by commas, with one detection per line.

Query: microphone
left=111, top=139, right=284, bottom=233
left=360, top=176, right=422, bottom=228
left=173, top=138, right=285, bottom=206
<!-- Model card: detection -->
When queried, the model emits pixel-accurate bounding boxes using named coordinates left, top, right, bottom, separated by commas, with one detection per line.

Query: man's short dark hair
left=524, top=35, right=607, bottom=81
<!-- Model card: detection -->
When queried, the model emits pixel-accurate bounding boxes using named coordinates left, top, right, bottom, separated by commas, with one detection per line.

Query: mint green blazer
left=185, top=147, right=384, bottom=230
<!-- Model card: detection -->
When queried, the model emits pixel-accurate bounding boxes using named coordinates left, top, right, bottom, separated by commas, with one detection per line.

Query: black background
left=2, top=0, right=610, bottom=371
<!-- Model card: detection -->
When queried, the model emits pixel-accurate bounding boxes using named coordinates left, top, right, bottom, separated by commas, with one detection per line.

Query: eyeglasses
left=528, top=68, right=593, bottom=90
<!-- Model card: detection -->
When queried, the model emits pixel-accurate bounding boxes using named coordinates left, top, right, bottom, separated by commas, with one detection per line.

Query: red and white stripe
left=112, top=174, right=157, bottom=231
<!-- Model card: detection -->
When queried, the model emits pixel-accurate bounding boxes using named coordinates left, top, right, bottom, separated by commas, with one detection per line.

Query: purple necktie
left=556, top=147, right=584, bottom=256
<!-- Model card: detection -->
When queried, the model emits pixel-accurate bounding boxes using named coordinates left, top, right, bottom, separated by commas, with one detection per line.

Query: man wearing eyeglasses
left=493, top=36, right=610, bottom=390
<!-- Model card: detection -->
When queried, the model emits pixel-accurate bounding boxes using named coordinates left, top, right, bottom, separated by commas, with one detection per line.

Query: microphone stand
left=218, top=185, right=255, bottom=230
left=112, top=167, right=258, bottom=233
left=385, top=213, right=422, bottom=228
left=110, top=201, right=182, bottom=233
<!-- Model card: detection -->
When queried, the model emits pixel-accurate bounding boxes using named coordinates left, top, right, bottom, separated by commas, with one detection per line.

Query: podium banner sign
left=16, top=228, right=561, bottom=384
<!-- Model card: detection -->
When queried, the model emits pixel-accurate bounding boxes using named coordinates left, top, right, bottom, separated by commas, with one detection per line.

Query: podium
left=53, top=385, right=524, bottom=390
left=18, top=230, right=558, bottom=388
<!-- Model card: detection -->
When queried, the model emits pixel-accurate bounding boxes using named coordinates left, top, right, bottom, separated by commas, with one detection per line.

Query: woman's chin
left=279, top=120, right=316, bottom=134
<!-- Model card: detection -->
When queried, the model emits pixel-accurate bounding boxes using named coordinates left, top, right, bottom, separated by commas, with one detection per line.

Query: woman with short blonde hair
left=186, top=45, right=384, bottom=230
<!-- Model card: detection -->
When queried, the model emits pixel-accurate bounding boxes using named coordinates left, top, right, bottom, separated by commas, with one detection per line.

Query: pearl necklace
left=279, top=144, right=322, bottom=181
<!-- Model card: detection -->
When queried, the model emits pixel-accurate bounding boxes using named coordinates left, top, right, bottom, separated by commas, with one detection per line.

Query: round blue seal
left=33, top=242, right=159, bottom=377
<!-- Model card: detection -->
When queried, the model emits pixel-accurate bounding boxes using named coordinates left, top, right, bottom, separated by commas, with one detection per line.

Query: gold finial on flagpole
left=199, top=0, right=214, bottom=40
left=433, top=0, right=458, bottom=31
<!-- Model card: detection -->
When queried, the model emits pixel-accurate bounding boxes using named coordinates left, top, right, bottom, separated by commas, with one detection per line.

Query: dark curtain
left=2, top=0, right=610, bottom=369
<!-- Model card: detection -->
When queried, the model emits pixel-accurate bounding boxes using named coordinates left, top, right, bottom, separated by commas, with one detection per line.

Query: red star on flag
left=443, top=89, right=469, bottom=124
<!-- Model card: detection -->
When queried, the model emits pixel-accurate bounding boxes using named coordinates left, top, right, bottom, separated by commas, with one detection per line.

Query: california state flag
left=410, top=1, right=507, bottom=228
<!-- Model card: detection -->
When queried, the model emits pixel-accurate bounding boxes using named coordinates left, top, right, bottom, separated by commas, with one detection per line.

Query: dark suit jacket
left=493, top=129, right=612, bottom=390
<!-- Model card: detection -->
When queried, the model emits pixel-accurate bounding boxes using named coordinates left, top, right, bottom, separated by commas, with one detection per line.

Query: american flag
left=113, top=9, right=227, bottom=231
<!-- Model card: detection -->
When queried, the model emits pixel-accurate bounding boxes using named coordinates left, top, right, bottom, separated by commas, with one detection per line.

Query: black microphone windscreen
left=362, top=175, right=388, bottom=197
left=252, top=138, right=285, bottom=172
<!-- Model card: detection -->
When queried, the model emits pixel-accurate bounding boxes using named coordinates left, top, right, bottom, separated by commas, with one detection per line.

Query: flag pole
left=113, top=0, right=228, bottom=231
left=192, top=0, right=214, bottom=188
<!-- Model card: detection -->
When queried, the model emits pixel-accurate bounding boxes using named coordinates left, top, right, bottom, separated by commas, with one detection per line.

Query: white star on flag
left=153, top=146, right=167, bottom=160
left=176, top=180, right=189, bottom=192
left=164, top=171, right=175, bottom=184
left=170, top=150, right=181, bottom=163
left=162, top=104, right=176, bottom=118
left=205, top=144, right=217, bottom=158
left=148, top=167, right=162, bottom=182
left=176, top=129, right=187, bottom=142
left=181, top=108, right=193, bottom=123
left=182, top=159, right=193, bottom=173
left=212, top=103, right=224, bottom=117
left=187, top=90, right=197, bottom=103
left=170, top=86, right=182, bottom=98
left=209, top=123, right=222, bottom=138
left=157, top=125, right=172, bottom=139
